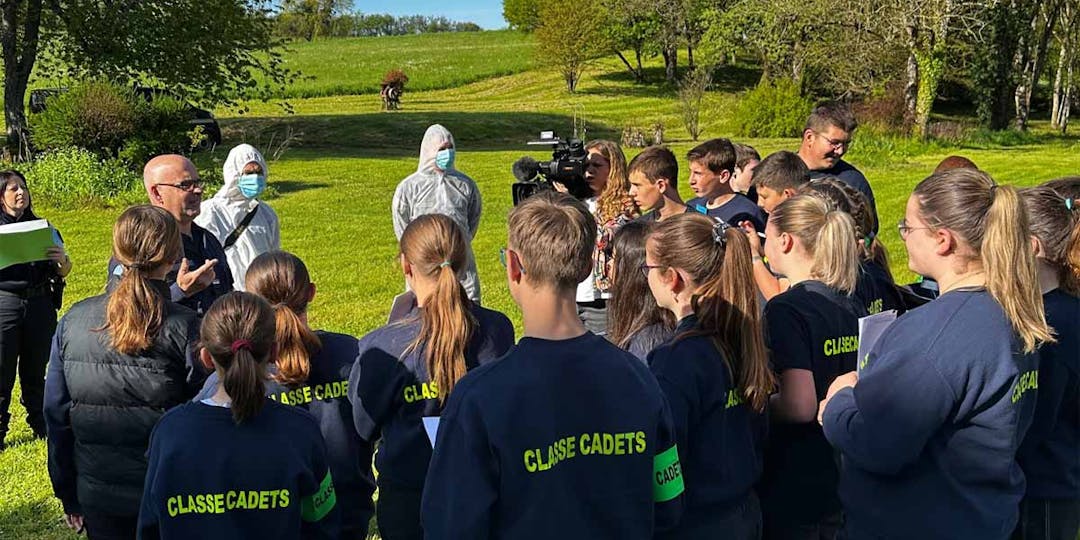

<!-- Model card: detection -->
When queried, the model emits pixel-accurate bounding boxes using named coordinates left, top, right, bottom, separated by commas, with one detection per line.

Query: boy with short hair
left=628, top=146, right=688, bottom=222
left=750, top=150, right=810, bottom=215
left=421, top=191, right=684, bottom=539
left=732, top=143, right=761, bottom=198
left=685, top=138, right=767, bottom=230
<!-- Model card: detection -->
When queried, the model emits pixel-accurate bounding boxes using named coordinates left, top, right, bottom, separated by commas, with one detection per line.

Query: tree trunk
left=904, top=26, right=919, bottom=124
left=687, top=43, right=695, bottom=71
left=1015, top=0, right=1061, bottom=130
left=1062, top=63, right=1073, bottom=133
left=663, top=47, right=677, bottom=83
left=914, top=49, right=944, bottom=139
left=635, top=48, right=645, bottom=81
left=615, top=51, right=644, bottom=82
left=1, top=0, right=44, bottom=161
left=1052, top=43, right=1066, bottom=126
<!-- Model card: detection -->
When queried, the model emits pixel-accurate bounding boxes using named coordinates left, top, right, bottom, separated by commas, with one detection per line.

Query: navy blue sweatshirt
left=648, top=315, right=764, bottom=538
left=349, top=304, right=514, bottom=493
left=196, top=331, right=374, bottom=535
left=137, top=400, right=339, bottom=540
left=625, top=322, right=674, bottom=363
left=808, top=161, right=877, bottom=233
left=421, top=332, right=684, bottom=539
left=759, top=280, right=863, bottom=524
left=687, top=193, right=768, bottom=231
left=1017, top=289, right=1079, bottom=500
left=853, top=260, right=903, bottom=315
left=822, top=288, right=1039, bottom=539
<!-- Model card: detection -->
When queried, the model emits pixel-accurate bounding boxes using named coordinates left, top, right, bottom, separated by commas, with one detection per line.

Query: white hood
left=417, top=124, right=455, bottom=174
left=216, top=143, right=269, bottom=205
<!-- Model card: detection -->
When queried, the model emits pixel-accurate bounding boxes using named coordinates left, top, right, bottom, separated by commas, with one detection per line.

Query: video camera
left=511, top=131, right=592, bottom=206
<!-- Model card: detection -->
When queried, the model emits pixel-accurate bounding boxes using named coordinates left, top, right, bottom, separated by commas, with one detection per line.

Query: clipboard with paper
left=0, top=219, right=60, bottom=270
left=857, top=310, right=897, bottom=373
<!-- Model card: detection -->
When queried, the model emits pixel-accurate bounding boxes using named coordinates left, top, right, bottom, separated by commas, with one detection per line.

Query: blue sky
left=362, top=0, right=507, bottom=30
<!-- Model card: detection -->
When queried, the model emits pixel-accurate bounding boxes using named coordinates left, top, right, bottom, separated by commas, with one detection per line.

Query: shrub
left=733, top=79, right=814, bottom=138
left=29, top=81, right=139, bottom=157
left=119, top=95, right=194, bottom=165
left=22, top=147, right=144, bottom=207
left=677, top=67, right=711, bottom=141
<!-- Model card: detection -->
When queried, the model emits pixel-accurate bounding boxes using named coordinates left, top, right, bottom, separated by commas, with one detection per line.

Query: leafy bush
left=119, top=95, right=194, bottom=165
left=29, top=81, right=139, bottom=157
left=22, top=147, right=144, bottom=207
left=733, top=79, right=814, bottom=138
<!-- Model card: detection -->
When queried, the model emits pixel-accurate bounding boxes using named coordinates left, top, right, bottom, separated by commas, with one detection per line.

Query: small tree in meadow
left=534, top=0, right=608, bottom=93
left=678, top=66, right=711, bottom=141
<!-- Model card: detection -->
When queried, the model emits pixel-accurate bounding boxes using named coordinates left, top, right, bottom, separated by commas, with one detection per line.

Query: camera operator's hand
left=552, top=181, right=569, bottom=194
left=176, top=258, right=217, bottom=297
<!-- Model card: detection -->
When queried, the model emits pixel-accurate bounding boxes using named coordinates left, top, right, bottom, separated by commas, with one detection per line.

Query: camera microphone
left=512, top=156, right=540, bottom=182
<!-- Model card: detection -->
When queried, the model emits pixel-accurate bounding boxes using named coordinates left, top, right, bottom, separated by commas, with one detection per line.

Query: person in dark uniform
left=349, top=214, right=514, bottom=540
left=44, top=206, right=205, bottom=540
left=644, top=213, right=776, bottom=539
left=138, top=292, right=339, bottom=540
left=421, top=192, right=684, bottom=539
left=108, top=155, right=233, bottom=316
left=684, top=138, right=767, bottom=231
left=195, top=250, right=376, bottom=538
left=0, top=170, right=70, bottom=450
left=757, top=194, right=865, bottom=540
left=1015, top=178, right=1080, bottom=540
left=796, top=102, right=878, bottom=232
left=820, top=169, right=1052, bottom=540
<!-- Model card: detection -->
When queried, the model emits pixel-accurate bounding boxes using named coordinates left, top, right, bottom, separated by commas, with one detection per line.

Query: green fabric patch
left=653, top=445, right=684, bottom=502
left=301, top=471, right=336, bottom=522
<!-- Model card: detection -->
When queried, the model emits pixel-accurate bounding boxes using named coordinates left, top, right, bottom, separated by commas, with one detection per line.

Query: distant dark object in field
left=381, top=69, right=409, bottom=111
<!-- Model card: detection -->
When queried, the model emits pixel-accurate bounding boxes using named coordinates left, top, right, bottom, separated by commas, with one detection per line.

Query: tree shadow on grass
left=272, top=180, right=331, bottom=194
left=220, top=111, right=620, bottom=158
left=589, top=63, right=763, bottom=96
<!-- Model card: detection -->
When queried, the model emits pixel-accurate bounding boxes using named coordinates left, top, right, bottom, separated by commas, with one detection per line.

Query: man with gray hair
left=107, top=154, right=234, bottom=316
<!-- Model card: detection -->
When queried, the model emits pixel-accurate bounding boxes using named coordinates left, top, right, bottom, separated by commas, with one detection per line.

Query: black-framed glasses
left=157, top=179, right=203, bottom=192
left=499, top=247, right=526, bottom=274
left=897, top=218, right=931, bottom=239
left=639, top=263, right=665, bottom=278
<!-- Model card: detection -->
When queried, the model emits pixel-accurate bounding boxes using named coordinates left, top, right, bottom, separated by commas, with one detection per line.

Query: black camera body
left=511, top=132, right=591, bottom=206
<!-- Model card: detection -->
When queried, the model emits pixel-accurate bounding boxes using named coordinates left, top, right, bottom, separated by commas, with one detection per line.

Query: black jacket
left=44, top=281, right=206, bottom=516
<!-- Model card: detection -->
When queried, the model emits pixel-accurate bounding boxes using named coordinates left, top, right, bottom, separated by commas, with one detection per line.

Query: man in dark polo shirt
left=797, top=103, right=879, bottom=232
left=108, top=155, right=233, bottom=316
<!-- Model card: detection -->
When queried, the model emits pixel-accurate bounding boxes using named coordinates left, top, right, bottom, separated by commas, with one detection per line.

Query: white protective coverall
left=392, top=124, right=482, bottom=303
left=195, top=144, right=281, bottom=291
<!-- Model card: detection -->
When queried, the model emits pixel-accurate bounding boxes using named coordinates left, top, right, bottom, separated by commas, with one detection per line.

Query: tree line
left=511, top=0, right=1080, bottom=136
left=275, top=0, right=481, bottom=41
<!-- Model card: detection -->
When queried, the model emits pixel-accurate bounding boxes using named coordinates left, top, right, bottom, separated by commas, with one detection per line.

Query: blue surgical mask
left=435, top=148, right=455, bottom=170
left=237, top=174, right=266, bottom=199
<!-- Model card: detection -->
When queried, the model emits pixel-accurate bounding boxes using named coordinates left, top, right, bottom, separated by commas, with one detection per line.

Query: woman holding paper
left=754, top=194, right=865, bottom=539
left=0, top=170, right=70, bottom=450
left=193, top=250, right=376, bottom=539
left=819, top=169, right=1051, bottom=540
left=348, top=214, right=513, bottom=540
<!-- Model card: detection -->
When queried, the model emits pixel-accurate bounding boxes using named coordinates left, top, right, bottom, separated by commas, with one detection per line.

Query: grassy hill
left=2, top=30, right=1080, bottom=539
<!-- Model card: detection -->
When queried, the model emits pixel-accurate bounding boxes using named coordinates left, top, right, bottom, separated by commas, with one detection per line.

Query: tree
left=534, top=0, right=608, bottom=92
left=278, top=0, right=353, bottom=41
left=600, top=0, right=659, bottom=82
left=970, top=0, right=1038, bottom=129
left=1050, top=0, right=1078, bottom=131
left=677, top=66, right=711, bottom=140
left=503, top=0, right=541, bottom=31
left=1014, top=0, right=1063, bottom=130
left=1, top=1, right=293, bottom=158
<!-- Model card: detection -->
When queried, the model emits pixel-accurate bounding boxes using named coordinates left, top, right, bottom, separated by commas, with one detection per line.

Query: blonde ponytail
left=770, top=195, right=860, bottom=294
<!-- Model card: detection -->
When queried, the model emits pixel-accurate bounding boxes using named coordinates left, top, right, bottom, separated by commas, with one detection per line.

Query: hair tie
left=990, top=184, right=999, bottom=194
left=438, top=261, right=452, bottom=269
left=230, top=339, right=252, bottom=353
left=711, top=219, right=730, bottom=246
left=1067, top=198, right=1074, bottom=211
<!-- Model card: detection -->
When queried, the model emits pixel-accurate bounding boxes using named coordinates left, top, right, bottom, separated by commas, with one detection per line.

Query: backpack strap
left=223, top=205, right=260, bottom=249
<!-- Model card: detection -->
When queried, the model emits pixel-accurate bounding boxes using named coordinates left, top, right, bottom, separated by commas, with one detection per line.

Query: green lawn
left=3, top=32, right=1080, bottom=539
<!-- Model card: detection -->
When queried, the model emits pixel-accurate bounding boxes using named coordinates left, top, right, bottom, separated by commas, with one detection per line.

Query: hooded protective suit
left=194, top=144, right=281, bottom=291
left=392, top=125, right=482, bottom=303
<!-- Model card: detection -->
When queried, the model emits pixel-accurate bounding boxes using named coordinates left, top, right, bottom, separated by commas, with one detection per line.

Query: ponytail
left=981, top=186, right=1051, bottom=352
left=771, top=195, right=860, bottom=294
left=648, top=213, right=775, bottom=412
left=915, top=169, right=1052, bottom=353
left=245, top=251, right=322, bottom=386
left=100, top=206, right=182, bottom=355
left=1022, top=178, right=1080, bottom=295
left=400, top=214, right=477, bottom=404
left=200, top=292, right=276, bottom=424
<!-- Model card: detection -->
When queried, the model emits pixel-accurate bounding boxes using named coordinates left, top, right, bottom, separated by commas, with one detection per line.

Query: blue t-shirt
left=349, top=304, right=514, bottom=492
left=1017, top=288, right=1079, bottom=500
left=648, top=315, right=764, bottom=538
left=625, top=323, right=674, bottom=363
left=686, top=193, right=768, bottom=231
left=809, top=160, right=878, bottom=233
left=853, top=260, right=904, bottom=315
left=760, top=280, right=863, bottom=524
left=421, top=331, right=684, bottom=539
left=195, top=331, right=374, bottom=535
left=823, top=288, right=1039, bottom=539
left=137, top=400, right=340, bottom=540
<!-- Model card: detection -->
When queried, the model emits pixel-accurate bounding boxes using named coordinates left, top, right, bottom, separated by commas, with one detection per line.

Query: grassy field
left=3, top=30, right=1080, bottom=539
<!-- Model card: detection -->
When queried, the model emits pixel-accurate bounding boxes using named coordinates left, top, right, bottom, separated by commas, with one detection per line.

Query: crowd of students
left=0, top=101, right=1074, bottom=540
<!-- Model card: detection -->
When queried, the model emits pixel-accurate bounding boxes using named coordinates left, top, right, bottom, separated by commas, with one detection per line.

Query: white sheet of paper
left=423, top=416, right=440, bottom=448
left=857, top=310, right=898, bottom=373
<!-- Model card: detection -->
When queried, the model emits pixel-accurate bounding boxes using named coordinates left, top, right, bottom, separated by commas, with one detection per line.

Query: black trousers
left=83, top=512, right=137, bottom=540
left=376, top=483, right=423, bottom=540
left=0, top=292, right=55, bottom=442
left=1012, top=497, right=1080, bottom=540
